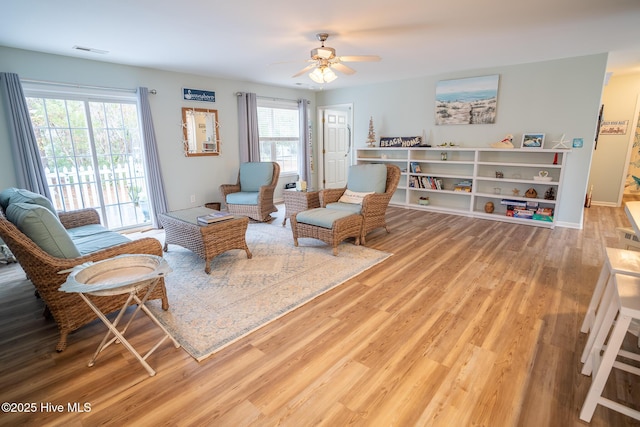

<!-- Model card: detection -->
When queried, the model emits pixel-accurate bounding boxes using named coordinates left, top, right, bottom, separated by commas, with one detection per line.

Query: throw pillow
left=0, top=187, right=18, bottom=210
left=5, top=188, right=58, bottom=217
left=6, top=202, right=80, bottom=258
left=338, top=189, right=374, bottom=205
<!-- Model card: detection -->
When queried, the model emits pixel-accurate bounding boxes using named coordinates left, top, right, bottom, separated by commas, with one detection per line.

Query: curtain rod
left=236, top=92, right=309, bottom=103
left=20, top=78, right=157, bottom=94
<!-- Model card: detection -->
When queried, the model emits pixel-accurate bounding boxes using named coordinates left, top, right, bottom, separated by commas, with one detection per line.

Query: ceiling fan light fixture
left=309, top=66, right=337, bottom=83
left=311, top=46, right=335, bottom=60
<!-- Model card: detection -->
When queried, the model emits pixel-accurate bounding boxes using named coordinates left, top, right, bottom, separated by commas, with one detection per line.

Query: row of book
left=501, top=199, right=553, bottom=221
left=409, top=175, right=442, bottom=189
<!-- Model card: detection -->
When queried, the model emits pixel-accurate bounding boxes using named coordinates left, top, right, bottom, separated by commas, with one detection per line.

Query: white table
left=59, top=254, right=180, bottom=376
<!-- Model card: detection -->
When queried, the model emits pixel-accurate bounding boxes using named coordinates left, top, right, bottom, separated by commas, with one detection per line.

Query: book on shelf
left=197, top=211, right=233, bottom=224
left=533, top=207, right=554, bottom=221
left=513, top=208, right=534, bottom=219
left=536, top=207, right=554, bottom=216
left=500, top=199, right=527, bottom=207
left=453, top=179, right=472, bottom=192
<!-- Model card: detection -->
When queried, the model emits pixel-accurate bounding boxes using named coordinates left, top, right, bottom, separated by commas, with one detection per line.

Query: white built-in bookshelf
left=356, top=146, right=570, bottom=228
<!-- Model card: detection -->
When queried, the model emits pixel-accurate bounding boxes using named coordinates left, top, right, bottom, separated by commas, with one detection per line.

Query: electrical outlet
left=190, top=194, right=196, bottom=203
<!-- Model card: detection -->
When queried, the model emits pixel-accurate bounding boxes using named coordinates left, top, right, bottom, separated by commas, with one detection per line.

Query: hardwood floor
left=1, top=203, right=640, bottom=426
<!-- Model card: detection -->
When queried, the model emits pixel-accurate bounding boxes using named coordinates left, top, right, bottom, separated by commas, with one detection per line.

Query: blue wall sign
left=183, top=88, right=216, bottom=103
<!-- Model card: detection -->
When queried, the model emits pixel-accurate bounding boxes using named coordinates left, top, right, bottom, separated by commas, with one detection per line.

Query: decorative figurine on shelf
left=544, top=187, right=556, bottom=200
left=367, top=117, right=376, bottom=147
left=551, top=133, right=570, bottom=149
left=495, top=171, right=504, bottom=178
left=441, top=152, right=448, bottom=161
left=512, top=188, right=521, bottom=196
left=484, top=201, right=495, bottom=213
left=525, top=188, right=538, bottom=198
left=491, top=134, right=514, bottom=149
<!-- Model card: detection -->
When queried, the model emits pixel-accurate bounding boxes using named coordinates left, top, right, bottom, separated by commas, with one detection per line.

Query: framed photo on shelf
left=521, top=133, right=545, bottom=149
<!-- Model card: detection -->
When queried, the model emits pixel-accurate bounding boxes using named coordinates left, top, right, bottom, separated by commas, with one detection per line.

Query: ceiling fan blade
left=332, top=63, right=356, bottom=75
left=270, top=59, right=311, bottom=66
left=292, top=63, right=316, bottom=78
left=337, top=55, right=381, bottom=62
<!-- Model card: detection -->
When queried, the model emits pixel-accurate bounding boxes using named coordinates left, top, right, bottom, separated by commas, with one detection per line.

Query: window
left=25, top=90, right=150, bottom=230
left=257, top=99, right=299, bottom=175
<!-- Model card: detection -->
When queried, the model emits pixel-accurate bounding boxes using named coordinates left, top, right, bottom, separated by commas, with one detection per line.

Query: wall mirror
left=182, top=107, right=220, bottom=157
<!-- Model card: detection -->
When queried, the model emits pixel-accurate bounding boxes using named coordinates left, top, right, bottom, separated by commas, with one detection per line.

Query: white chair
left=580, top=274, right=640, bottom=422
left=580, top=247, right=640, bottom=335
left=616, top=226, right=640, bottom=251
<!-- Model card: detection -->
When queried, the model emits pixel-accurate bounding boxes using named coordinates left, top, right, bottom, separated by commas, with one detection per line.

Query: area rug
left=146, top=223, right=391, bottom=361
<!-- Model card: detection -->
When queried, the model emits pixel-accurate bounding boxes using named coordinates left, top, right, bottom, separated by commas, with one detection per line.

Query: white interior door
left=322, top=108, right=351, bottom=189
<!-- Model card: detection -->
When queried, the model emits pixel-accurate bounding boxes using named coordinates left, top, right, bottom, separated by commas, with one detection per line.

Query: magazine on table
left=197, top=211, right=233, bottom=224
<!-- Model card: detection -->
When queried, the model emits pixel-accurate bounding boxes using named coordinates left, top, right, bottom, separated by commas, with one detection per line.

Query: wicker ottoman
left=291, top=208, right=363, bottom=256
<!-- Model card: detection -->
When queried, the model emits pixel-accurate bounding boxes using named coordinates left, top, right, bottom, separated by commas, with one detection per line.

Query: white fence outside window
left=45, top=164, right=150, bottom=229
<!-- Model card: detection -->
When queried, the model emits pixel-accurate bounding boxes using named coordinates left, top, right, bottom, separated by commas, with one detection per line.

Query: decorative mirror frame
left=182, top=107, right=220, bottom=157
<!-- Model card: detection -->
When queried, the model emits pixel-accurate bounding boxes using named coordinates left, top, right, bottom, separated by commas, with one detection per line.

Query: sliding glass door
left=26, top=95, right=150, bottom=229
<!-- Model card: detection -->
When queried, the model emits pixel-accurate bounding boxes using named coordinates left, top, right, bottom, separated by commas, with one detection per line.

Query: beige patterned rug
left=147, top=223, right=391, bottom=361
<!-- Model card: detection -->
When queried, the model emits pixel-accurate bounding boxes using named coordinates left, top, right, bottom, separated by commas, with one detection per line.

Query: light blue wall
left=1, top=46, right=607, bottom=227
left=317, top=54, right=609, bottom=227
left=0, top=46, right=315, bottom=209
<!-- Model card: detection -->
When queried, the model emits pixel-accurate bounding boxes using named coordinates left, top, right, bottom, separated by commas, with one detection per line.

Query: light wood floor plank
left=2, top=202, right=640, bottom=426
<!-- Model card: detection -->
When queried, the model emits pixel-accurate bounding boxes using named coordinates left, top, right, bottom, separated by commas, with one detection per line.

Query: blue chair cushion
left=347, top=164, right=387, bottom=193
left=324, top=202, right=362, bottom=214
left=296, top=208, right=358, bottom=229
left=1, top=188, right=58, bottom=217
left=239, top=162, right=274, bottom=192
left=5, top=202, right=80, bottom=258
left=0, top=187, right=18, bottom=210
left=226, top=191, right=259, bottom=205
left=67, top=224, right=131, bottom=255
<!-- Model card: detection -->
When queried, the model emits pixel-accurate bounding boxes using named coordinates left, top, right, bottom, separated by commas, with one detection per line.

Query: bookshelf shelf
left=356, top=147, right=570, bottom=228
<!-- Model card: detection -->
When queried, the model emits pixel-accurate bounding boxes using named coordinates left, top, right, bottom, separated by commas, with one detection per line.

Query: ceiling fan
left=292, top=33, right=381, bottom=83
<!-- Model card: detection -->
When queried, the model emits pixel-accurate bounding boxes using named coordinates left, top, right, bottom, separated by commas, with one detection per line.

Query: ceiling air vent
left=72, top=46, right=108, bottom=54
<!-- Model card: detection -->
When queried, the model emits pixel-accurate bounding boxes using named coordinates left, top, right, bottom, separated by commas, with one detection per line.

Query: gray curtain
left=298, top=99, right=312, bottom=182
left=237, top=92, right=260, bottom=162
left=0, top=72, right=51, bottom=198
left=137, top=87, right=168, bottom=228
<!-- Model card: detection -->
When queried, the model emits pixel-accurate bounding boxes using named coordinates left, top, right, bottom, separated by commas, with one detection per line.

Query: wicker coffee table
left=159, top=207, right=252, bottom=274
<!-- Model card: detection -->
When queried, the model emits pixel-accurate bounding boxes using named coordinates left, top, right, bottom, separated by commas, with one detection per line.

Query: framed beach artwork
left=435, top=74, right=499, bottom=125
left=521, top=133, right=545, bottom=149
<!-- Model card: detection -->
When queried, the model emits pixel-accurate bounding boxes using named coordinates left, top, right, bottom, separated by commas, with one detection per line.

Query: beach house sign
left=379, top=136, right=425, bottom=147
left=183, top=88, right=216, bottom=103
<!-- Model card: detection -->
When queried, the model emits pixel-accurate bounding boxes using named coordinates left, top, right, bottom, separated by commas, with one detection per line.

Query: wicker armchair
left=220, top=162, right=280, bottom=222
left=320, top=164, right=401, bottom=244
left=0, top=207, right=169, bottom=352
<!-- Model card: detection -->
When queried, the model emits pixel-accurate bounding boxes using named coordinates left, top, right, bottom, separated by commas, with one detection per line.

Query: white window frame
left=257, top=98, right=301, bottom=177
left=23, top=84, right=150, bottom=230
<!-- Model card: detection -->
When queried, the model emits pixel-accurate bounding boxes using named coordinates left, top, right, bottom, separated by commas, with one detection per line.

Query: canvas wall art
left=435, top=75, right=499, bottom=125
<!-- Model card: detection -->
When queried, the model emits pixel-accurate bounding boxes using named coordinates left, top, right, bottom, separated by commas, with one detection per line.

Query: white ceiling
left=2, top=0, right=640, bottom=90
